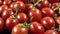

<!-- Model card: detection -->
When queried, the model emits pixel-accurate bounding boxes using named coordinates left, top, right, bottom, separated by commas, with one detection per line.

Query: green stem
left=58, top=25, right=60, bottom=31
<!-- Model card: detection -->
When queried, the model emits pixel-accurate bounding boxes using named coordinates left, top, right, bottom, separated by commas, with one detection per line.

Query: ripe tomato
left=0, top=0, right=3, bottom=6
left=55, top=17, right=60, bottom=27
left=0, top=18, right=4, bottom=32
left=6, top=17, right=19, bottom=31
left=3, top=0, right=12, bottom=6
left=37, top=0, right=50, bottom=10
left=14, top=1, right=25, bottom=12
left=16, top=13, right=28, bottom=23
left=11, top=24, right=28, bottom=34
left=0, top=5, right=8, bottom=15
left=28, top=8, right=41, bottom=22
left=40, top=17, right=55, bottom=29
left=44, top=30, right=58, bottom=34
left=25, top=4, right=33, bottom=14
left=48, top=0, right=59, bottom=3
left=1, top=8, right=14, bottom=20
left=29, top=22, right=45, bottom=34
left=41, top=8, right=55, bottom=18
left=10, top=2, right=16, bottom=13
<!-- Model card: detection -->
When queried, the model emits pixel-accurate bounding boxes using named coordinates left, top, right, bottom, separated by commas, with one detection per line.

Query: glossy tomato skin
left=52, top=3, right=58, bottom=13
left=11, top=24, right=28, bottom=34
left=28, top=8, right=41, bottom=22
left=14, top=1, right=25, bottom=12
left=25, top=4, right=33, bottom=14
left=1, top=8, right=14, bottom=20
left=48, top=0, right=59, bottom=3
left=3, top=0, right=12, bottom=6
left=10, top=2, right=16, bottom=13
left=6, top=17, right=19, bottom=31
left=44, top=30, right=58, bottom=34
left=40, top=17, right=55, bottom=29
left=0, top=0, right=3, bottom=6
left=0, top=18, right=4, bottom=32
left=41, top=8, right=55, bottom=18
left=30, top=22, right=45, bottom=34
left=16, top=13, right=28, bottom=23
left=0, top=5, right=8, bottom=15
left=55, top=17, right=60, bottom=27
left=37, top=0, right=50, bottom=10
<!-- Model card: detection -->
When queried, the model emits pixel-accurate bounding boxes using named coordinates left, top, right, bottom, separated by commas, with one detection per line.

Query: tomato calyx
left=18, top=23, right=30, bottom=30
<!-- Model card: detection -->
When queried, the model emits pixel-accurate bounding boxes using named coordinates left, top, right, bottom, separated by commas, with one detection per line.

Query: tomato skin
left=3, top=0, right=12, bottom=6
left=41, top=8, right=55, bottom=18
left=1, top=8, right=14, bottom=20
left=55, top=17, right=60, bottom=27
left=0, top=18, right=4, bottom=32
left=10, top=2, right=16, bottom=13
left=11, top=24, right=28, bottom=34
left=0, top=0, right=3, bottom=6
left=30, top=22, right=45, bottom=34
left=48, top=0, right=59, bottom=3
left=6, top=17, right=19, bottom=31
left=25, top=4, right=33, bottom=14
left=0, top=5, right=8, bottom=15
left=28, top=8, right=41, bottom=22
left=40, top=17, right=55, bottom=29
left=14, top=1, right=25, bottom=12
left=37, top=0, right=50, bottom=10
left=16, top=13, right=28, bottom=23
left=44, top=30, right=58, bottom=34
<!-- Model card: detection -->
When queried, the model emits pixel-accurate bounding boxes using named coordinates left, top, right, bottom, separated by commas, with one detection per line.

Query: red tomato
left=28, top=8, right=41, bottom=22
left=6, top=17, right=19, bottom=31
left=11, top=24, right=28, bottom=34
left=14, top=1, right=25, bottom=12
left=40, top=17, right=55, bottom=29
left=25, top=4, right=33, bottom=14
left=48, top=0, right=59, bottom=3
left=30, top=22, right=45, bottom=34
left=16, top=13, right=28, bottom=23
left=1, top=8, right=14, bottom=20
left=37, top=0, right=50, bottom=10
left=0, top=18, right=4, bottom=32
left=41, top=8, right=55, bottom=18
left=0, top=5, right=8, bottom=15
left=3, top=0, right=12, bottom=6
left=44, top=30, right=58, bottom=34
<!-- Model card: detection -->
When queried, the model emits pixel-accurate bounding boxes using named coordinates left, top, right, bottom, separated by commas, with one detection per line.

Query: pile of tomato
left=0, top=0, right=60, bottom=34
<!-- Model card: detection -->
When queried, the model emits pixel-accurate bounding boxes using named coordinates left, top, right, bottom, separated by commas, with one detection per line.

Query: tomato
left=3, top=0, right=12, bottom=6
left=37, top=0, right=50, bottom=10
left=0, top=5, right=8, bottom=15
left=52, top=3, right=58, bottom=13
left=14, top=1, right=25, bottom=12
left=48, top=0, right=59, bottom=3
left=0, top=18, right=4, bottom=32
left=44, top=30, right=58, bottom=34
left=25, top=4, right=33, bottom=14
left=55, top=17, right=60, bottom=27
left=28, top=8, right=41, bottom=22
left=11, top=24, right=28, bottom=34
left=6, top=17, right=19, bottom=31
left=0, top=0, right=3, bottom=6
left=10, top=2, right=16, bottom=13
left=40, top=17, right=55, bottom=29
left=41, top=8, right=55, bottom=18
left=29, top=22, right=45, bottom=34
left=1, top=8, right=14, bottom=20
left=16, top=13, right=28, bottom=23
